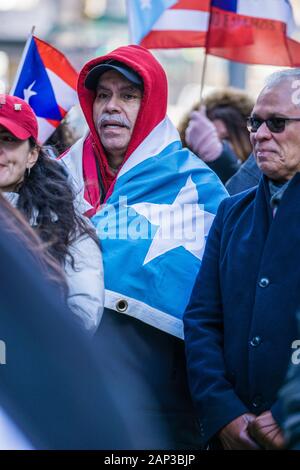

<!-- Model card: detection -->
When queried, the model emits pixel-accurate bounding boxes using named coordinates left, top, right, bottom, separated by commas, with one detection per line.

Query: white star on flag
left=140, top=0, right=152, bottom=10
left=23, top=81, right=37, bottom=104
left=129, top=175, right=215, bottom=265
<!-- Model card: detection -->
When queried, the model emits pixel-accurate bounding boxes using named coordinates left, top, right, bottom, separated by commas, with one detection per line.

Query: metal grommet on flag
left=116, top=299, right=128, bottom=313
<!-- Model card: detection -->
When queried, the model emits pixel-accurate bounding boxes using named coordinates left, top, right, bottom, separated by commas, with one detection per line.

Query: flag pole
left=199, top=50, right=208, bottom=105
left=10, top=26, right=35, bottom=95
left=199, top=0, right=214, bottom=106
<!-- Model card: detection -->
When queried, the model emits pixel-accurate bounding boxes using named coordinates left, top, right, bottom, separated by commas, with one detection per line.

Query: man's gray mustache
left=98, top=114, right=131, bottom=129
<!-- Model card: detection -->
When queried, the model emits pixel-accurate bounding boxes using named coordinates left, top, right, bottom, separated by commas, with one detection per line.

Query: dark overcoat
left=184, top=173, right=300, bottom=445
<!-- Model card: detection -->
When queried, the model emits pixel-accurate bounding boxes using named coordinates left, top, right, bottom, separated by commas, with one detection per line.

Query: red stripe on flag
left=286, top=37, right=300, bottom=67
left=34, top=36, right=78, bottom=90
left=206, top=7, right=296, bottom=66
left=171, top=0, right=210, bottom=11
left=45, top=118, right=60, bottom=128
left=46, top=105, right=67, bottom=127
left=141, top=30, right=207, bottom=49
left=58, top=105, right=67, bottom=118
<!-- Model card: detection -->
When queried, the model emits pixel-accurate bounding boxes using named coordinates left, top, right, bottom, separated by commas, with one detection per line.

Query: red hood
left=77, top=45, right=168, bottom=200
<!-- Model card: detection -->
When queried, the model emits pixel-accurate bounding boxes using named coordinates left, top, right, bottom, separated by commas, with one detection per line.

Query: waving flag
left=127, top=0, right=211, bottom=48
left=207, top=0, right=300, bottom=66
left=127, top=0, right=177, bottom=44
left=127, top=0, right=300, bottom=67
left=10, top=35, right=78, bottom=143
left=89, top=117, right=228, bottom=338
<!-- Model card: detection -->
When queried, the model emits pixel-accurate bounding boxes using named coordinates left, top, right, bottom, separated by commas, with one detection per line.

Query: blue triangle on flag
left=13, top=37, right=62, bottom=121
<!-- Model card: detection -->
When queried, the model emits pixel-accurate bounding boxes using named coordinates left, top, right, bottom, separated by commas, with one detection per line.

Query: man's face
left=93, top=70, right=142, bottom=166
left=250, top=79, right=300, bottom=182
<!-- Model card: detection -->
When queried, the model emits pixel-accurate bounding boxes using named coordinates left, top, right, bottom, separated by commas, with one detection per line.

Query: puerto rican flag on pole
left=127, top=0, right=300, bottom=67
left=127, top=0, right=210, bottom=48
left=10, top=35, right=78, bottom=143
left=207, top=0, right=300, bottom=66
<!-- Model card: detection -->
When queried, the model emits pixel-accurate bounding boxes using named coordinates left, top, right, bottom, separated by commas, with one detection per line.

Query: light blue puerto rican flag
left=127, top=0, right=177, bottom=44
left=91, top=117, right=228, bottom=339
left=127, top=0, right=210, bottom=49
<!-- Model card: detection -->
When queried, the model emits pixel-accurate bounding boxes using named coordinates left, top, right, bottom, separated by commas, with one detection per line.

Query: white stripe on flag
left=118, top=117, right=180, bottom=178
left=238, top=0, right=289, bottom=23
left=238, top=0, right=296, bottom=38
left=46, top=68, right=78, bottom=112
left=36, top=116, right=56, bottom=143
left=152, top=9, right=209, bottom=32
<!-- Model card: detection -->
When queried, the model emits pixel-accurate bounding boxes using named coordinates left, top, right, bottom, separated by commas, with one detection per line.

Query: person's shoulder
left=219, top=185, right=258, bottom=217
left=226, top=154, right=261, bottom=195
left=227, top=185, right=257, bottom=203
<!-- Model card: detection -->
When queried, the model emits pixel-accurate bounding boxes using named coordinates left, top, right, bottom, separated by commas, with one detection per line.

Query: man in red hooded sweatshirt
left=60, top=45, right=227, bottom=449
left=60, top=45, right=173, bottom=217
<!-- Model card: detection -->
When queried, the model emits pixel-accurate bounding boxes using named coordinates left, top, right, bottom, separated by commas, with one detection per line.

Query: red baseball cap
left=0, top=94, right=38, bottom=141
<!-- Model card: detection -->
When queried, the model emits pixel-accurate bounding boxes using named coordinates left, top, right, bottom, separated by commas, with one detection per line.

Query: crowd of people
left=1, top=44, right=300, bottom=450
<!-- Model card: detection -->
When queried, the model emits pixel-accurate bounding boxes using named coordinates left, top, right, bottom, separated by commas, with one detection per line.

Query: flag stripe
left=36, top=117, right=56, bottom=143
left=46, top=118, right=61, bottom=127
left=141, top=30, right=207, bottom=48
left=128, top=0, right=300, bottom=65
left=171, top=0, right=210, bottom=11
left=118, top=118, right=179, bottom=178
left=238, top=0, right=296, bottom=38
left=127, top=0, right=210, bottom=47
left=151, top=9, right=209, bottom=32
left=46, top=68, right=78, bottom=111
left=207, top=8, right=292, bottom=66
left=35, top=37, right=77, bottom=90
left=207, top=1, right=300, bottom=66
left=237, top=0, right=291, bottom=23
left=213, top=0, right=296, bottom=37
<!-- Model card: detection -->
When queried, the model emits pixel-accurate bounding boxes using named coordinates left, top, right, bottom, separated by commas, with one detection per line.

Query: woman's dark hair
left=0, top=193, right=67, bottom=293
left=17, top=138, right=98, bottom=267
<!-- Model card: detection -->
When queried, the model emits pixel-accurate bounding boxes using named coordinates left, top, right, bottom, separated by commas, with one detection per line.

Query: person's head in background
left=45, top=118, right=77, bottom=158
left=179, top=87, right=254, bottom=163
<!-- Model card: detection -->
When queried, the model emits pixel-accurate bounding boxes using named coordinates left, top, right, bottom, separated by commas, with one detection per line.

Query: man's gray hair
left=265, top=68, right=300, bottom=87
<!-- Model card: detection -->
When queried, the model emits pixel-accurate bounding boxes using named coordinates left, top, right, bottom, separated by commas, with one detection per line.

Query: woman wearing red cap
left=0, top=95, right=104, bottom=334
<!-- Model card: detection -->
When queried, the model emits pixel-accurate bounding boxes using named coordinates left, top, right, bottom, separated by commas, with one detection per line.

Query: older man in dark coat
left=184, top=69, right=300, bottom=450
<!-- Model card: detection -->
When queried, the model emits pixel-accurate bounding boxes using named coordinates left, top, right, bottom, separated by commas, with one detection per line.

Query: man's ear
left=27, top=146, right=39, bottom=170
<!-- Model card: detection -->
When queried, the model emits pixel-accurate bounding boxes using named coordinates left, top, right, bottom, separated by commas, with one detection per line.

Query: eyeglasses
left=247, top=116, right=300, bottom=133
